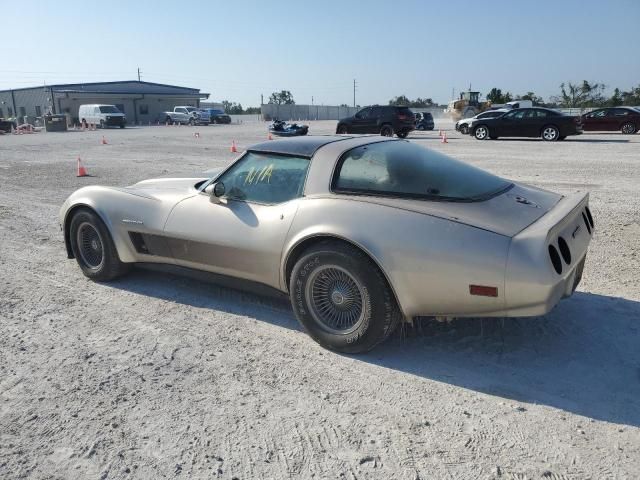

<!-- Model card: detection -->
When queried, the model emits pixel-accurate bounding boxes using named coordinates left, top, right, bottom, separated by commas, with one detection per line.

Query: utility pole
left=353, top=79, right=357, bottom=107
left=311, top=95, right=314, bottom=106
left=137, top=67, right=141, bottom=82
left=261, top=94, right=264, bottom=106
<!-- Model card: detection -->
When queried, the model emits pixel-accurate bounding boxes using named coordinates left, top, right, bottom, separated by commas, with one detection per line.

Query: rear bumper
left=503, top=192, right=593, bottom=316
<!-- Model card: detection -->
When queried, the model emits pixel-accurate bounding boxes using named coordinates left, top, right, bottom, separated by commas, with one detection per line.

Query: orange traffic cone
left=101, top=135, right=107, bottom=145
left=268, top=132, right=273, bottom=140
left=230, top=140, right=238, bottom=153
left=77, top=157, right=89, bottom=177
left=441, top=132, right=448, bottom=143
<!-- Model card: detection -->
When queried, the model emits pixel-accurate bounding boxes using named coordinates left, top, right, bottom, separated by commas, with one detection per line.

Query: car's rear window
left=333, top=141, right=511, bottom=202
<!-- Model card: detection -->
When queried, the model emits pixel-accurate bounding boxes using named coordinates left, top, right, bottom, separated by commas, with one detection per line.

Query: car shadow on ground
left=489, top=138, right=630, bottom=143
left=109, top=265, right=640, bottom=427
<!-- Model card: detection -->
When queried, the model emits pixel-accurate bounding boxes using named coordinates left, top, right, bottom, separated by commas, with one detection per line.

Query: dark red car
left=581, top=107, right=640, bottom=134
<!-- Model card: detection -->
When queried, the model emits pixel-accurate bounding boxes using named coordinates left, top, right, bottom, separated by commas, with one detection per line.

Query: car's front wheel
left=473, top=125, right=489, bottom=140
left=69, top=209, right=130, bottom=282
left=396, top=131, right=408, bottom=139
left=542, top=125, right=560, bottom=141
left=189, top=118, right=195, bottom=126
left=337, top=124, right=349, bottom=134
left=621, top=122, right=637, bottom=134
left=460, top=124, right=469, bottom=135
left=380, top=125, right=394, bottom=137
left=290, top=241, right=401, bottom=353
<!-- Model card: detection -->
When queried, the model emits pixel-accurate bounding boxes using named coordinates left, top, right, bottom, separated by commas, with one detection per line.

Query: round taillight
left=582, top=212, right=592, bottom=235
left=585, top=206, right=594, bottom=228
left=558, top=236, right=571, bottom=264
left=548, top=245, right=563, bottom=275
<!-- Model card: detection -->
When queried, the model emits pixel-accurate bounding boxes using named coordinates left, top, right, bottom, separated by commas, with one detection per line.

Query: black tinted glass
left=334, top=141, right=510, bottom=201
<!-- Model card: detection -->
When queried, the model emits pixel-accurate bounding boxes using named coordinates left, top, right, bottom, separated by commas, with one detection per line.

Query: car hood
left=119, top=177, right=206, bottom=202
left=346, top=182, right=562, bottom=237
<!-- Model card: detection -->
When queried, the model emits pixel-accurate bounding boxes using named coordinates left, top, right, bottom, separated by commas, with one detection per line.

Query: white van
left=78, top=104, right=126, bottom=128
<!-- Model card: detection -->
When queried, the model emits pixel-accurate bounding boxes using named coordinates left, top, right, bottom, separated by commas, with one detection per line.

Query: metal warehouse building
left=0, top=80, right=209, bottom=125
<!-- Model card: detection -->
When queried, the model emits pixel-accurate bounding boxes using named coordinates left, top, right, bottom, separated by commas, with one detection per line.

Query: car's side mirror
left=209, top=182, right=226, bottom=204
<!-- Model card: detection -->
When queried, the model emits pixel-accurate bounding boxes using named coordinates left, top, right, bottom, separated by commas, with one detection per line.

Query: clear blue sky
left=2, top=0, right=639, bottom=106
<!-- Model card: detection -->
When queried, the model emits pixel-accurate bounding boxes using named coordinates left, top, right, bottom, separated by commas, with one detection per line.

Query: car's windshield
left=98, top=106, right=120, bottom=113
left=334, top=141, right=511, bottom=202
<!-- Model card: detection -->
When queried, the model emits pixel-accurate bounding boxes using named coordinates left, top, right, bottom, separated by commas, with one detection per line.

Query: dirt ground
left=1, top=121, right=639, bottom=479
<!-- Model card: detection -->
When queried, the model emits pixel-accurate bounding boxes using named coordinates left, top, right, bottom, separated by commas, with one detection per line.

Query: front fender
left=60, top=186, right=171, bottom=263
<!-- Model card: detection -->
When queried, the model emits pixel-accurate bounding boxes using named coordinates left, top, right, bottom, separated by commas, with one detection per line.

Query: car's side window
left=588, top=110, right=606, bottom=118
left=357, top=108, right=371, bottom=119
left=216, top=152, right=310, bottom=204
left=533, top=109, right=548, bottom=118
left=505, top=110, right=527, bottom=120
left=612, top=108, right=630, bottom=116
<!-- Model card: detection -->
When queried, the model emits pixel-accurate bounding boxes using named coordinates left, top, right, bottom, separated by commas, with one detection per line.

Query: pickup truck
left=161, top=106, right=210, bottom=125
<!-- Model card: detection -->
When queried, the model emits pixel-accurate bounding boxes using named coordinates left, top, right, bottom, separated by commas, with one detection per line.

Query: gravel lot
left=1, top=121, right=639, bottom=479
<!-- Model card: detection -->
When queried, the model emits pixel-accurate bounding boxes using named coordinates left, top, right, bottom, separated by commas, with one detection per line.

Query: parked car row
left=334, top=104, right=639, bottom=141
left=468, top=106, right=640, bottom=141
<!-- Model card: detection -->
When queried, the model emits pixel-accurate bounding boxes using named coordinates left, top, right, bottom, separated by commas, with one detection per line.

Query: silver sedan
left=60, top=136, right=594, bottom=352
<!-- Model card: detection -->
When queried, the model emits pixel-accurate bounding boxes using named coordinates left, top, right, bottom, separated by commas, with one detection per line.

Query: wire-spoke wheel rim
left=76, top=222, right=105, bottom=271
left=475, top=126, right=487, bottom=139
left=543, top=127, right=558, bottom=140
left=306, top=265, right=364, bottom=334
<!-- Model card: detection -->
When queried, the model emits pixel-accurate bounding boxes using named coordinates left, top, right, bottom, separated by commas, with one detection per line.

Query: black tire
left=541, top=125, right=560, bottom=141
left=69, top=209, right=130, bottom=282
left=337, top=124, right=349, bottom=134
left=416, top=125, right=425, bottom=131
left=396, top=131, right=408, bottom=139
left=473, top=125, right=489, bottom=140
left=120, top=124, right=125, bottom=129
left=99, top=120, right=105, bottom=129
left=290, top=241, right=401, bottom=353
left=165, top=116, right=172, bottom=125
left=460, top=124, right=469, bottom=135
left=380, top=124, right=394, bottom=137
left=189, top=118, right=195, bottom=126
left=621, top=122, right=637, bottom=134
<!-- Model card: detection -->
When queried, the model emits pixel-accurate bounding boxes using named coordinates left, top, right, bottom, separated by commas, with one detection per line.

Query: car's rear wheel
left=290, top=241, right=401, bottom=353
left=69, top=209, right=130, bottom=282
left=99, top=120, right=105, bottom=129
left=621, top=122, right=637, bottom=134
left=396, top=131, right=408, bottom=139
left=380, top=124, right=394, bottom=137
left=460, top=124, right=469, bottom=135
left=542, top=125, right=560, bottom=141
left=337, top=124, right=349, bottom=134
left=473, top=125, right=489, bottom=140
left=165, top=116, right=172, bottom=125
left=416, top=125, right=425, bottom=131
left=189, top=118, right=195, bottom=126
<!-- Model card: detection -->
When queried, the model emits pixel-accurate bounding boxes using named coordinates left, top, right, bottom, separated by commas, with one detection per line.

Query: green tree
left=608, top=88, right=623, bottom=107
left=389, top=95, right=411, bottom=106
left=555, top=81, right=606, bottom=108
left=268, top=90, right=295, bottom=105
left=486, top=88, right=513, bottom=104
left=620, top=84, right=640, bottom=105
left=519, top=92, right=545, bottom=105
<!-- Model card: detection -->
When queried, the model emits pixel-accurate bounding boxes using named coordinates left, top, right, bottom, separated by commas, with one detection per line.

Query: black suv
left=336, top=105, right=415, bottom=138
